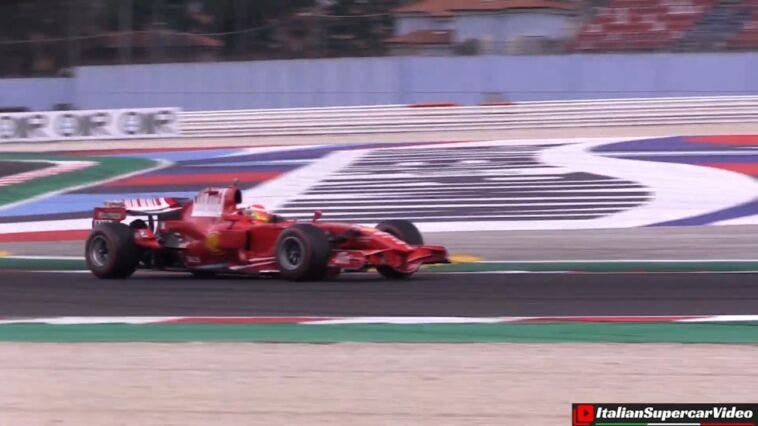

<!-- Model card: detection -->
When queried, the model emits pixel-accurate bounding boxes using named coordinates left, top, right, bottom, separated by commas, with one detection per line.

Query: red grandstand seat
left=570, top=0, right=715, bottom=52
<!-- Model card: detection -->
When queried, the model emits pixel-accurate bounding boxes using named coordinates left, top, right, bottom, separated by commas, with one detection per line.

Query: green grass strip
left=0, top=257, right=86, bottom=270
left=425, top=261, right=758, bottom=273
left=0, top=153, right=157, bottom=207
left=2, top=322, right=758, bottom=343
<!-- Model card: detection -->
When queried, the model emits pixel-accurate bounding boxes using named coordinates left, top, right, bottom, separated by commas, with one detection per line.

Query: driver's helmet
left=245, top=204, right=273, bottom=222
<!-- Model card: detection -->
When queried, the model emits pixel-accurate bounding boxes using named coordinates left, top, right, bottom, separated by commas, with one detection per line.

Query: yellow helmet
left=247, top=204, right=273, bottom=222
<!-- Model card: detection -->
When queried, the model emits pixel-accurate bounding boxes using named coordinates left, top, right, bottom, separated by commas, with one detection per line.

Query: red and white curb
left=1, top=315, right=758, bottom=325
left=0, top=161, right=95, bottom=187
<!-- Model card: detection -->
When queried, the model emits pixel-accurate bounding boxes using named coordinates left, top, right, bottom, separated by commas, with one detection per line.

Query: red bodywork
left=92, top=186, right=448, bottom=276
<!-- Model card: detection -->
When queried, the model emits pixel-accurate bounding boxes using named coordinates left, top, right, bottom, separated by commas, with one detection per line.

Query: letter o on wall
left=54, top=113, right=80, bottom=137
left=118, top=111, right=143, bottom=135
left=0, top=116, right=16, bottom=139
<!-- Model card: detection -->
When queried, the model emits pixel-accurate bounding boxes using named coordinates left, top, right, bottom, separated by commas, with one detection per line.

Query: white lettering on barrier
left=0, top=107, right=180, bottom=143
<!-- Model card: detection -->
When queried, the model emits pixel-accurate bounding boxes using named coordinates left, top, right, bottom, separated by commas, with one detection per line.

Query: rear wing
left=93, top=197, right=189, bottom=225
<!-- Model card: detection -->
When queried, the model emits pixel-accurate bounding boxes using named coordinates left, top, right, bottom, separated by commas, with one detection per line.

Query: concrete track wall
left=2, top=52, right=758, bottom=111
left=66, top=52, right=758, bottom=109
left=0, top=78, right=71, bottom=111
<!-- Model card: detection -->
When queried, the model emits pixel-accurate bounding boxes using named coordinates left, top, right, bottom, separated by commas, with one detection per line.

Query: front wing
left=328, top=245, right=449, bottom=272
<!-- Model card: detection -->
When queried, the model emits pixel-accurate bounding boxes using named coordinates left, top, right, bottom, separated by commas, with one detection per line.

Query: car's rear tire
left=375, top=220, right=422, bottom=279
left=85, top=223, right=140, bottom=279
left=276, top=224, right=330, bottom=281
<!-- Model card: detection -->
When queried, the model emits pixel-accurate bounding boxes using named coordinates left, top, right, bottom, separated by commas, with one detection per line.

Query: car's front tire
left=85, top=223, right=140, bottom=279
left=375, top=220, right=423, bottom=279
left=276, top=224, right=330, bottom=281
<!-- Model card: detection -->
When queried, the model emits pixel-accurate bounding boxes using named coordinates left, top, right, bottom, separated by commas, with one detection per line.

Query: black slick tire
left=275, top=224, right=330, bottom=281
left=375, top=220, right=423, bottom=279
left=85, top=222, right=140, bottom=279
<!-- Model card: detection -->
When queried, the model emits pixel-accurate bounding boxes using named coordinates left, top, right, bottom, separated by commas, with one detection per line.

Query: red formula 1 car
left=84, top=185, right=448, bottom=280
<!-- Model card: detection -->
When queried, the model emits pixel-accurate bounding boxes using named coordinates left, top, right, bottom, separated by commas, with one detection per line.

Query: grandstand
left=678, top=0, right=748, bottom=49
left=390, top=0, right=758, bottom=54
left=728, top=1, right=758, bottom=49
left=1, top=0, right=757, bottom=78
left=572, top=0, right=758, bottom=52
left=572, top=0, right=715, bottom=51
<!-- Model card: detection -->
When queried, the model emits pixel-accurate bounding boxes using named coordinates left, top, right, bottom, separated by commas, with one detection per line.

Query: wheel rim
left=278, top=236, right=304, bottom=270
left=89, top=235, right=110, bottom=267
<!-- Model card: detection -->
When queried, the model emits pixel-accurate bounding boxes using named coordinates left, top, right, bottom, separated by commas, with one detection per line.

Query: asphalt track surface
left=2, top=270, right=757, bottom=317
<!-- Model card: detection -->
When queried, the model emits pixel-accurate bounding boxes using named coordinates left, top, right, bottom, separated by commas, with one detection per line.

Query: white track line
left=2, top=315, right=758, bottom=326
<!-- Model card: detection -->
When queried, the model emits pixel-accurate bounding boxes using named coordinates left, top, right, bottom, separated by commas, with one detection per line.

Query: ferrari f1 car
left=85, top=185, right=448, bottom=280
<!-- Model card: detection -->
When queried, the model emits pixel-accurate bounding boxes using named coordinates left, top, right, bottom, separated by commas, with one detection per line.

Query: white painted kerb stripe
left=3, top=315, right=758, bottom=325
left=0, top=317, right=183, bottom=325
left=304, top=317, right=512, bottom=325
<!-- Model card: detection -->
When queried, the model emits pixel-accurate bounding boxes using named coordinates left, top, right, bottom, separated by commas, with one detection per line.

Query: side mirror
left=312, top=210, right=322, bottom=222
